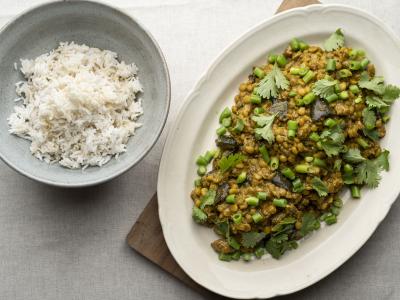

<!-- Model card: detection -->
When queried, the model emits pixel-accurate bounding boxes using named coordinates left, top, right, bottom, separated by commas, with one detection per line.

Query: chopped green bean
left=252, top=212, right=263, bottom=223
left=268, top=54, right=277, bottom=64
left=349, top=60, right=361, bottom=70
left=273, top=198, right=287, bottom=207
left=299, top=41, right=309, bottom=51
left=303, top=70, right=315, bottom=83
left=237, top=171, right=247, bottom=184
left=287, top=120, right=298, bottom=138
left=216, top=126, right=227, bottom=136
left=196, top=155, right=208, bottom=166
left=219, top=253, right=232, bottom=262
left=324, top=118, right=337, bottom=128
left=360, top=58, right=369, bottom=69
left=326, top=58, right=336, bottom=71
left=298, top=67, right=309, bottom=76
left=246, top=197, right=259, bottom=206
left=219, top=107, right=231, bottom=123
left=302, top=92, right=316, bottom=105
left=343, top=163, right=353, bottom=174
left=351, top=185, right=361, bottom=198
left=226, top=194, right=236, bottom=204
left=250, top=94, right=262, bottom=104
left=282, top=167, right=296, bottom=180
left=326, top=93, right=339, bottom=103
left=339, top=91, right=349, bottom=99
left=356, top=137, right=369, bottom=149
left=257, top=191, right=268, bottom=201
left=295, top=164, right=309, bottom=173
left=253, top=67, right=265, bottom=79
left=324, top=214, right=337, bottom=225
left=290, top=38, right=300, bottom=51
left=221, top=117, right=231, bottom=128
left=232, top=212, right=242, bottom=224
left=276, top=54, right=287, bottom=67
left=337, top=69, right=352, bottom=78
left=290, top=67, right=300, bottom=75
left=197, top=165, right=207, bottom=176
left=270, top=156, right=279, bottom=170
left=254, top=107, right=265, bottom=115
left=259, top=145, right=270, bottom=163
left=233, top=119, right=244, bottom=133
left=354, top=96, right=363, bottom=104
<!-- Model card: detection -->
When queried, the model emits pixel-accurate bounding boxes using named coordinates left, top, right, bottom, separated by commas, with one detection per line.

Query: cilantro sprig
left=251, top=114, right=276, bottom=144
left=324, top=29, right=345, bottom=51
left=354, top=150, right=390, bottom=188
left=256, top=63, right=289, bottom=99
left=311, top=177, right=329, bottom=197
left=218, top=153, right=246, bottom=173
left=319, top=125, right=345, bottom=157
left=313, top=79, right=337, bottom=100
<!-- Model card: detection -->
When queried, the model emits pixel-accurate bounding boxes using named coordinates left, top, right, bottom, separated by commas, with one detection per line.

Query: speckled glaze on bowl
left=0, top=0, right=170, bottom=187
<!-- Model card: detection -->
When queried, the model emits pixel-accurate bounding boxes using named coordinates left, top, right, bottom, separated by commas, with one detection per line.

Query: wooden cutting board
left=127, top=0, right=320, bottom=298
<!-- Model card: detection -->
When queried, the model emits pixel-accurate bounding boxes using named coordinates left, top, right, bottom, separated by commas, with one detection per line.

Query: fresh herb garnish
left=354, top=152, right=390, bottom=188
left=313, top=79, right=337, bottom=100
left=319, top=125, right=345, bottom=157
left=241, top=231, right=266, bottom=248
left=200, top=189, right=216, bottom=209
left=362, top=108, right=376, bottom=130
left=192, top=206, right=207, bottom=224
left=311, top=177, right=329, bottom=197
left=343, top=148, right=366, bottom=163
left=265, top=234, right=298, bottom=259
left=359, top=73, right=385, bottom=95
left=257, top=63, right=289, bottom=99
left=299, top=212, right=319, bottom=237
left=324, top=29, right=345, bottom=51
left=252, top=114, right=276, bottom=144
left=218, top=153, right=245, bottom=173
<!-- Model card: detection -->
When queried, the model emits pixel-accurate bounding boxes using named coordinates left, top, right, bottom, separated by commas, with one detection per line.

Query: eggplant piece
left=215, top=136, right=238, bottom=150
left=272, top=172, right=292, bottom=191
left=215, top=182, right=230, bottom=204
left=311, top=99, right=332, bottom=121
left=269, top=101, right=288, bottom=120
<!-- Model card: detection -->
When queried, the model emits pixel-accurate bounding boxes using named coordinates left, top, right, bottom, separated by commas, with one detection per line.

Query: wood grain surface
left=127, top=0, right=320, bottom=298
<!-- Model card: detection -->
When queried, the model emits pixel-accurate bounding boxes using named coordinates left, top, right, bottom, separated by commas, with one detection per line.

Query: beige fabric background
left=0, top=0, right=399, bottom=299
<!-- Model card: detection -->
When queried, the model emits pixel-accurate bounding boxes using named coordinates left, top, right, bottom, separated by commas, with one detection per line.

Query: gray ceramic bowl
left=0, top=0, right=170, bottom=187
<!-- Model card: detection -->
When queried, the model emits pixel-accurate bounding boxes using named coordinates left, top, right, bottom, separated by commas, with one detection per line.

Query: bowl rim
left=157, top=3, right=400, bottom=298
left=0, top=0, right=171, bottom=188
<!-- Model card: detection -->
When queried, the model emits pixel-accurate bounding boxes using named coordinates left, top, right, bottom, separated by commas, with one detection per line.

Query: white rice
left=8, top=42, right=143, bottom=169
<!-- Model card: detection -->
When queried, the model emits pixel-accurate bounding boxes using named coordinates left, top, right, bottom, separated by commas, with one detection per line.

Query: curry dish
left=190, top=29, right=399, bottom=261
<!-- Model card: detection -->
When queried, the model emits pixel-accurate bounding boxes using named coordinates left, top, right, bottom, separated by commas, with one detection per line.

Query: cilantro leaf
left=311, top=177, right=329, bottom=197
left=265, top=234, right=297, bottom=259
left=363, top=128, right=379, bottom=141
left=252, top=114, right=276, bottom=144
left=376, top=149, right=390, bottom=171
left=362, top=108, right=376, bottom=130
left=218, top=153, right=245, bottom=173
left=257, top=63, right=289, bottom=99
left=324, top=29, right=345, bottom=51
left=271, top=217, right=296, bottom=235
left=366, top=95, right=389, bottom=109
left=299, top=212, right=319, bottom=237
left=313, top=79, right=337, bottom=99
left=343, top=148, right=366, bottom=163
left=192, top=206, right=207, bottom=224
left=355, top=151, right=390, bottom=188
left=319, top=125, right=345, bottom=157
left=214, top=220, right=229, bottom=237
left=241, top=231, right=266, bottom=248
left=200, top=189, right=216, bottom=209
left=354, top=160, right=381, bottom=188
left=382, top=84, right=400, bottom=103
left=227, top=236, right=241, bottom=250
left=359, top=75, right=385, bottom=95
